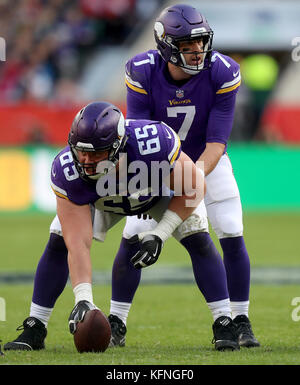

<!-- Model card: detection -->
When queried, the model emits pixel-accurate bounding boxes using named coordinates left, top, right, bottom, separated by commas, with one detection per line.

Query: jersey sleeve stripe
left=168, top=132, right=181, bottom=165
left=51, top=183, right=69, bottom=200
left=220, top=73, right=241, bottom=89
left=125, top=73, right=143, bottom=88
left=125, top=78, right=148, bottom=95
left=216, top=80, right=241, bottom=94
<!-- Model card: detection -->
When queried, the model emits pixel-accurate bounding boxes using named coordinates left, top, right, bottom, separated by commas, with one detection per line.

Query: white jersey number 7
left=166, top=106, right=196, bottom=141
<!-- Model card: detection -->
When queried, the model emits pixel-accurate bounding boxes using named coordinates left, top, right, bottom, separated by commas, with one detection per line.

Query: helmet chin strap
left=88, top=158, right=119, bottom=180
left=180, top=51, right=207, bottom=75
left=86, top=173, right=102, bottom=181
left=86, top=163, right=116, bottom=180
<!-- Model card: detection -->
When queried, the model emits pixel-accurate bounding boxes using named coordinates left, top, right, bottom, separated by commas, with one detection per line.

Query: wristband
left=73, top=282, right=93, bottom=305
left=151, top=209, right=183, bottom=242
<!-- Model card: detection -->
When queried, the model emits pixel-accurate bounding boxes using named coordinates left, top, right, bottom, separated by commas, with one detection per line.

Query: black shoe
left=108, top=314, right=127, bottom=347
left=4, top=317, right=47, bottom=351
left=233, top=315, right=260, bottom=348
left=212, top=316, right=240, bottom=351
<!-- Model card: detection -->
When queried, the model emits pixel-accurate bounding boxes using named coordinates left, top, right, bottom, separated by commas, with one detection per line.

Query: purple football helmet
left=68, top=101, right=127, bottom=180
left=154, top=4, right=213, bottom=74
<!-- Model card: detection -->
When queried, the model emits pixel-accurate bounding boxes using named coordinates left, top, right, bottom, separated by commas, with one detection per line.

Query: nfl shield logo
left=176, top=89, right=184, bottom=98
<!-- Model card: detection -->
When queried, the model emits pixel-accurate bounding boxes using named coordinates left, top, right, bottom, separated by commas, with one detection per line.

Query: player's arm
left=50, top=152, right=94, bottom=291
left=130, top=152, right=205, bottom=269
left=56, top=196, right=97, bottom=333
left=200, top=54, right=241, bottom=175
left=125, top=60, right=151, bottom=119
left=198, top=142, right=225, bottom=176
left=168, top=151, right=205, bottom=219
left=145, top=151, right=205, bottom=240
left=200, top=83, right=239, bottom=175
left=56, top=196, right=93, bottom=288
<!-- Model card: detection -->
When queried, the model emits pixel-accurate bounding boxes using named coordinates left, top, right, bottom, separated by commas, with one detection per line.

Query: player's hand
left=68, top=300, right=97, bottom=334
left=129, top=234, right=163, bottom=269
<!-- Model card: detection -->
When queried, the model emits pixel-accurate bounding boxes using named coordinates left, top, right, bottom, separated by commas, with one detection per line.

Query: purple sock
left=220, top=236, right=250, bottom=301
left=111, top=237, right=141, bottom=303
left=32, top=233, right=69, bottom=308
left=180, top=232, right=229, bottom=303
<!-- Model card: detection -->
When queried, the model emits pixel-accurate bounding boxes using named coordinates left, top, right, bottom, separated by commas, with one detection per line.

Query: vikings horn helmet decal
left=68, top=102, right=127, bottom=180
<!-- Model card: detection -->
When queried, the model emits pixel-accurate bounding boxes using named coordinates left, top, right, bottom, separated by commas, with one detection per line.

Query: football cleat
left=4, top=317, right=47, bottom=351
left=108, top=314, right=127, bottom=347
left=233, top=315, right=260, bottom=348
left=212, top=316, right=240, bottom=351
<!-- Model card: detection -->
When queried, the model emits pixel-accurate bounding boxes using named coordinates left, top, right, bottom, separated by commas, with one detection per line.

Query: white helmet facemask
left=179, top=42, right=209, bottom=75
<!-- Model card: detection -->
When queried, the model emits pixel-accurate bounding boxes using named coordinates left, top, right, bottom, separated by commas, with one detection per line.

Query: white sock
left=110, top=300, right=132, bottom=326
left=230, top=301, right=249, bottom=319
left=73, top=283, right=93, bottom=305
left=30, top=302, right=53, bottom=327
left=207, top=298, right=232, bottom=321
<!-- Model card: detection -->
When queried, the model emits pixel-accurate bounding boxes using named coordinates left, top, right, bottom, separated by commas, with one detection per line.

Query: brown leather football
left=74, top=309, right=111, bottom=353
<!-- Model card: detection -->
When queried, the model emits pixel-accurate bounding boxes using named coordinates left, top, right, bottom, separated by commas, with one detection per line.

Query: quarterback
left=109, top=4, right=260, bottom=348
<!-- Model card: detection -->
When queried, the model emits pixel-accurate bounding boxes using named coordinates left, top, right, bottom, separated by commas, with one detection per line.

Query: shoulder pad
left=50, top=149, right=72, bottom=201
left=211, top=51, right=241, bottom=94
left=125, top=50, right=158, bottom=95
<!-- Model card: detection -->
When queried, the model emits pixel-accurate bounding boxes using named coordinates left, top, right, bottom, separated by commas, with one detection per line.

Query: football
left=73, top=309, right=111, bottom=353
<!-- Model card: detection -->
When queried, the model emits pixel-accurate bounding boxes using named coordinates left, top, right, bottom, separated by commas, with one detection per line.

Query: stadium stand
left=0, top=0, right=142, bottom=104
left=0, top=0, right=164, bottom=144
left=0, top=0, right=299, bottom=144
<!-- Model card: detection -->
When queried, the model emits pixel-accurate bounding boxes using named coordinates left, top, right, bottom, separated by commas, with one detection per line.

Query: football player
left=108, top=4, right=259, bottom=348
left=5, top=101, right=240, bottom=351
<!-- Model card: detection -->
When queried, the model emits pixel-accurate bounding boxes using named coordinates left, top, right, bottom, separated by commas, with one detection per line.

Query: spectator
left=0, top=0, right=138, bottom=103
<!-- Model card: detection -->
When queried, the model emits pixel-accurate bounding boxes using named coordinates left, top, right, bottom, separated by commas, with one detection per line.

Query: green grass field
left=1, top=211, right=300, bottom=271
left=0, top=212, right=300, bottom=365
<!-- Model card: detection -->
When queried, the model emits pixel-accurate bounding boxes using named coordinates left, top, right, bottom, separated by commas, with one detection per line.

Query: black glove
left=129, top=234, right=163, bottom=269
left=68, top=300, right=96, bottom=334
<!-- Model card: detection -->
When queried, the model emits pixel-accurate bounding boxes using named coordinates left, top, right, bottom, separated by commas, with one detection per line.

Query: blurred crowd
left=229, top=52, right=281, bottom=141
left=0, top=0, right=296, bottom=143
left=0, top=0, right=140, bottom=104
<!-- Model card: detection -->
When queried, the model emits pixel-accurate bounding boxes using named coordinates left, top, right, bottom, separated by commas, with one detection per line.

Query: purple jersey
left=125, top=50, right=240, bottom=162
left=50, top=119, right=181, bottom=215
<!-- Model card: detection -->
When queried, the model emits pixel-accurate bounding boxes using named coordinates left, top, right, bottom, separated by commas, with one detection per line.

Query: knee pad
left=215, top=214, right=243, bottom=239
left=173, top=212, right=209, bottom=242
left=206, top=197, right=244, bottom=239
